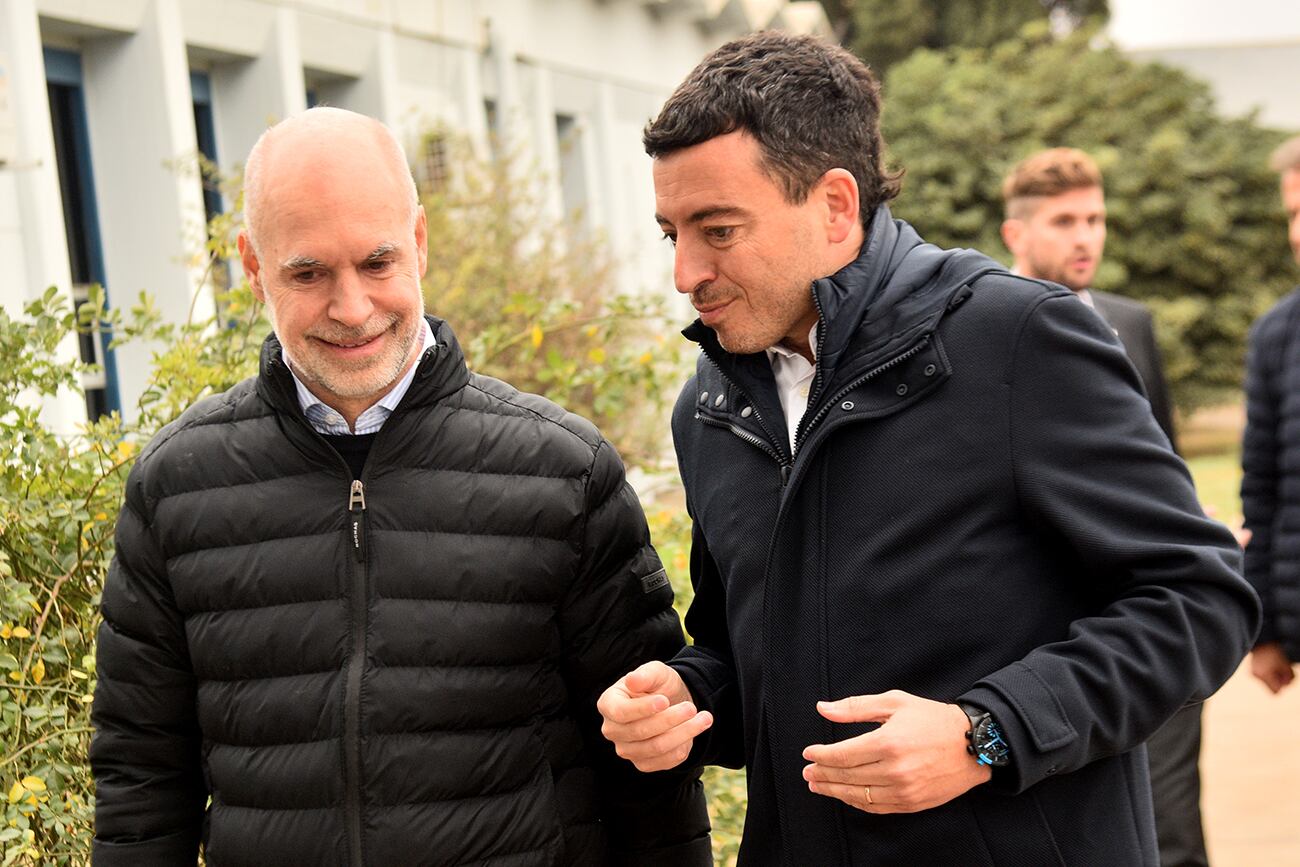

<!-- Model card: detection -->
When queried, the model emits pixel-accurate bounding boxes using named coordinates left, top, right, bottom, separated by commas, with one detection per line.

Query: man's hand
left=1250, top=642, right=1296, bottom=694
left=597, top=661, right=713, bottom=772
left=801, top=690, right=992, bottom=814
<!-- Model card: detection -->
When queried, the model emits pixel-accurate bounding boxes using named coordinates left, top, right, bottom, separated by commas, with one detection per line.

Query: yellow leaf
left=637, top=352, right=653, bottom=365
left=0, top=625, right=9, bottom=640
left=7, top=781, right=23, bottom=804
left=10, top=627, right=29, bottom=639
left=116, top=441, right=135, bottom=460
left=6, top=672, right=18, bottom=681
left=584, top=325, right=598, bottom=337
left=530, top=325, right=544, bottom=348
left=79, top=693, right=95, bottom=704
left=94, top=512, right=108, bottom=521
left=20, top=777, right=45, bottom=794
left=30, top=660, right=44, bottom=685
left=587, top=347, right=606, bottom=364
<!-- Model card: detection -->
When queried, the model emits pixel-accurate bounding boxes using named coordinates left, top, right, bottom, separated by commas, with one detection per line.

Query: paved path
left=1203, top=659, right=1300, bottom=865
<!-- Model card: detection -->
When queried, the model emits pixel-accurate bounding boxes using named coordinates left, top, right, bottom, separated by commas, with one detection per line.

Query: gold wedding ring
left=864, top=785, right=873, bottom=805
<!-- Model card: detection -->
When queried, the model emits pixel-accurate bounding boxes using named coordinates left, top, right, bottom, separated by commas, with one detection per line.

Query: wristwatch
left=957, top=702, right=1010, bottom=767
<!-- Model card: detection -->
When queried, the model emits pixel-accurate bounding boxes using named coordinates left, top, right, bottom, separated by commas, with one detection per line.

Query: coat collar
left=684, top=205, right=1002, bottom=398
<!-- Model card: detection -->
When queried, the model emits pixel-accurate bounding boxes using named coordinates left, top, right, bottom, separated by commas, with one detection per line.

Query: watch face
left=975, top=717, right=1010, bottom=767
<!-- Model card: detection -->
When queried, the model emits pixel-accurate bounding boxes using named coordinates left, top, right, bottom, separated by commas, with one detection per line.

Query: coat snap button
left=924, top=364, right=937, bottom=376
left=714, top=394, right=725, bottom=408
left=895, top=384, right=909, bottom=396
left=841, top=400, right=855, bottom=411
left=740, top=406, right=752, bottom=418
left=699, top=391, right=709, bottom=404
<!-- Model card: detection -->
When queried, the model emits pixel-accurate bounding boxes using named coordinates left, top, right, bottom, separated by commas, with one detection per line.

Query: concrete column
left=488, top=19, right=522, bottom=156
left=209, top=5, right=306, bottom=173
left=525, top=63, right=563, bottom=224
left=594, top=80, right=629, bottom=261
left=458, top=44, right=490, bottom=162
left=80, top=0, right=211, bottom=421
left=0, top=0, right=85, bottom=431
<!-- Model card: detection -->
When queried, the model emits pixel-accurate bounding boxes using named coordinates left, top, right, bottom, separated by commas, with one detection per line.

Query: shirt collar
left=284, top=318, right=436, bottom=435
left=765, top=322, right=819, bottom=363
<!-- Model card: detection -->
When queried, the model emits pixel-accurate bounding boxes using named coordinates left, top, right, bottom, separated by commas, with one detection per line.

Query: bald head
left=242, top=107, right=419, bottom=253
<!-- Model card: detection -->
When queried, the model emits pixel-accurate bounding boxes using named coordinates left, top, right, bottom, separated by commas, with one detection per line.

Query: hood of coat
left=256, top=314, right=472, bottom=420
left=684, top=205, right=1003, bottom=393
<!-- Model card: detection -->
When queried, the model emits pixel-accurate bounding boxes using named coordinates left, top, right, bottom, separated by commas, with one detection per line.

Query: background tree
left=882, top=23, right=1293, bottom=412
left=819, top=0, right=1109, bottom=72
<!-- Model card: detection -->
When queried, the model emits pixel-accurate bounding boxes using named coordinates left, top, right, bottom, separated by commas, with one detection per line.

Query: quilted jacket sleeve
left=960, top=292, right=1260, bottom=795
left=91, top=468, right=205, bottom=864
left=557, top=439, right=712, bottom=866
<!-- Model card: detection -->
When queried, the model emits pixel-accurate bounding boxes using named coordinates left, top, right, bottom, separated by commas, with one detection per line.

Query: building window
left=190, top=71, right=222, bottom=225
left=44, top=47, right=119, bottom=421
left=555, top=113, right=589, bottom=224
left=416, top=131, right=451, bottom=196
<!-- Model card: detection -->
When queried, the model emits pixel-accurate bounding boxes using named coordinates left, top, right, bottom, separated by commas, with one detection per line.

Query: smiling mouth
left=313, top=330, right=385, bottom=350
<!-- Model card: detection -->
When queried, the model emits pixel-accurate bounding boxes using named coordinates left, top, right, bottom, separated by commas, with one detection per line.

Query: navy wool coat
left=669, top=207, right=1259, bottom=866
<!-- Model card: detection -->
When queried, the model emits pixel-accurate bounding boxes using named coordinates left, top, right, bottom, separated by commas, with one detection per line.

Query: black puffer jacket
left=91, top=317, right=711, bottom=866
left=1242, top=287, right=1300, bottom=661
left=669, top=208, right=1257, bottom=866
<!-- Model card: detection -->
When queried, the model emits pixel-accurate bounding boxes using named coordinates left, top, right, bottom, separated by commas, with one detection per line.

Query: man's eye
left=705, top=227, right=735, bottom=242
left=293, top=270, right=320, bottom=283
left=661, top=233, right=677, bottom=247
left=364, top=260, right=392, bottom=272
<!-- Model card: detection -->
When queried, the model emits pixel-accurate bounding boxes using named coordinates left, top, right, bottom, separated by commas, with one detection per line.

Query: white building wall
left=1108, top=0, right=1300, bottom=129
left=5, top=0, right=830, bottom=424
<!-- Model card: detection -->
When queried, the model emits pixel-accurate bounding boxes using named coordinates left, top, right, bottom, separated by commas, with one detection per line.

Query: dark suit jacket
left=1090, top=290, right=1178, bottom=453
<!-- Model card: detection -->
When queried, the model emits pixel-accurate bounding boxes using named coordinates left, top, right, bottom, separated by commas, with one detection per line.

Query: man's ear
left=819, top=168, right=860, bottom=245
left=237, top=231, right=265, bottom=302
left=1000, top=219, right=1023, bottom=257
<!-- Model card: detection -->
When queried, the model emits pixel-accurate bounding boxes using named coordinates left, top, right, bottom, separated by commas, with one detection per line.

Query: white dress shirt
left=284, top=318, right=436, bottom=435
left=765, top=323, right=818, bottom=453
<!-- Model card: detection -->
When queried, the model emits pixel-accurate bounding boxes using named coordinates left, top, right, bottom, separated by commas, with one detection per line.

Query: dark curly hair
left=643, top=30, right=902, bottom=227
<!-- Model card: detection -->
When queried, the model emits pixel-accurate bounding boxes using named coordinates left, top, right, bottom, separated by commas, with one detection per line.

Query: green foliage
left=882, top=25, right=1294, bottom=412
left=419, top=134, right=685, bottom=467
left=824, top=0, right=1108, bottom=72
left=0, top=274, right=266, bottom=864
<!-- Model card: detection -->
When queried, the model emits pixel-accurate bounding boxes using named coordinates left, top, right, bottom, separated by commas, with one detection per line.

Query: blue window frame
left=44, top=47, right=121, bottom=420
left=190, top=71, right=223, bottom=224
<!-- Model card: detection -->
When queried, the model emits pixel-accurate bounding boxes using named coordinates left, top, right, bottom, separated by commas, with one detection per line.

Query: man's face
left=1283, top=168, right=1300, bottom=265
left=653, top=131, right=824, bottom=355
left=1003, top=186, right=1107, bottom=292
left=240, top=148, right=428, bottom=415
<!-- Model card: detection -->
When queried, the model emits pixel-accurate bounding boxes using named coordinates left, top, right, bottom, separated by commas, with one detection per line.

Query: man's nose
left=328, top=271, right=375, bottom=327
left=674, top=237, right=717, bottom=295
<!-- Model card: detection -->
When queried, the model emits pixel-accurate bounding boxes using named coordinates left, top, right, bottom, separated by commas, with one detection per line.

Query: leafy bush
left=882, top=23, right=1294, bottom=412
left=418, top=134, right=685, bottom=467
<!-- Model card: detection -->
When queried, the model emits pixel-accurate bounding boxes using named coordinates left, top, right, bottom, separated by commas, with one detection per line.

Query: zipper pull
left=780, top=464, right=792, bottom=487
left=348, top=480, right=366, bottom=561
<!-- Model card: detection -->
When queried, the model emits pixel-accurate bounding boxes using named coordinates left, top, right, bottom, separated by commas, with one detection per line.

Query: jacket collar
left=684, top=205, right=1002, bottom=396
left=257, top=314, right=472, bottom=421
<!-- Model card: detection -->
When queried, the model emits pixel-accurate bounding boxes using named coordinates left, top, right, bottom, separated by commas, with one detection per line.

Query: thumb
left=624, top=660, right=678, bottom=698
left=816, top=692, right=899, bottom=724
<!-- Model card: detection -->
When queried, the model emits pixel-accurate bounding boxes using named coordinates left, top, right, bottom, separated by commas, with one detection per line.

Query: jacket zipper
left=344, top=479, right=367, bottom=866
left=792, top=336, right=931, bottom=456
left=698, top=359, right=794, bottom=485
